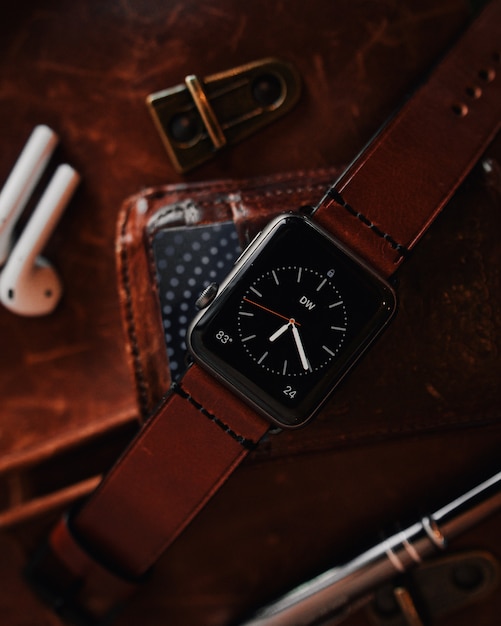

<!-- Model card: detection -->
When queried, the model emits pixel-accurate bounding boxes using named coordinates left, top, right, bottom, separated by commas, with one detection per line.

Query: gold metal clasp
left=146, top=58, right=302, bottom=173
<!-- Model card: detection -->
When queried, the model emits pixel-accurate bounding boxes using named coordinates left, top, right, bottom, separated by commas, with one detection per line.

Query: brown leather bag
left=0, top=0, right=500, bottom=625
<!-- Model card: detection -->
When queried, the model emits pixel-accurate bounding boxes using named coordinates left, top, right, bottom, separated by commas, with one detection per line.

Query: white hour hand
left=269, top=322, right=290, bottom=342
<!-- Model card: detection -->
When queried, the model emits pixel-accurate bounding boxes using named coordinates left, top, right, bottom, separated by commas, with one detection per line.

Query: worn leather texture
left=0, top=0, right=500, bottom=625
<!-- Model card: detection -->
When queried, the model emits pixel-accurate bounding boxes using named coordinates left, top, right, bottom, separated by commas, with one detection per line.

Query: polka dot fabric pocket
left=152, top=222, right=241, bottom=378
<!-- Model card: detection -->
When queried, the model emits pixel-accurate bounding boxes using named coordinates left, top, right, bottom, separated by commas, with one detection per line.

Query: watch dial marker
left=282, top=360, right=287, bottom=375
left=329, top=300, right=343, bottom=308
left=272, top=270, right=279, bottom=285
left=258, top=351, right=268, bottom=364
left=322, top=345, right=335, bottom=356
left=250, top=286, right=262, bottom=297
left=239, top=310, right=254, bottom=317
left=331, top=325, right=346, bottom=332
left=242, top=334, right=256, bottom=342
left=297, top=267, right=302, bottom=283
left=316, top=278, right=327, bottom=292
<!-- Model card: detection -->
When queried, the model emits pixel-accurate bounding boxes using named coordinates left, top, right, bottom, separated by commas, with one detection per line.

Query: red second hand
left=242, top=297, right=301, bottom=326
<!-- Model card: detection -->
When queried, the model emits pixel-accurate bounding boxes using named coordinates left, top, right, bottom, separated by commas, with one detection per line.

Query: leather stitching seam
left=327, top=188, right=409, bottom=257
left=118, top=203, right=150, bottom=418
left=174, top=383, right=257, bottom=450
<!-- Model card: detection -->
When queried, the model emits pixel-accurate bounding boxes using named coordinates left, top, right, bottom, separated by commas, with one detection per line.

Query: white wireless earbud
left=0, top=163, right=80, bottom=316
left=0, top=125, right=59, bottom=266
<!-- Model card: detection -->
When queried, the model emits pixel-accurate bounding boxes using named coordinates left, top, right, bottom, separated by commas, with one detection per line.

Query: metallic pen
left=240, top=470, right=501, bottom=626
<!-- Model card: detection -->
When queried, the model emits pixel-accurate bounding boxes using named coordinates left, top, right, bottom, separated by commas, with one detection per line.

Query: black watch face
left=188, top=214, right=396, bottom=428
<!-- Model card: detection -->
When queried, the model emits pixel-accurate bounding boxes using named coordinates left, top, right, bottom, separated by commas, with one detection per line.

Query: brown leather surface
left=1, top=0, right=500, bottom=625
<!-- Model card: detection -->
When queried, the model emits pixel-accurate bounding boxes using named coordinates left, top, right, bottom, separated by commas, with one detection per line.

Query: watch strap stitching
left=326, top=187, right=409, bottom=258
left=173, top=382, right=258, bottom=450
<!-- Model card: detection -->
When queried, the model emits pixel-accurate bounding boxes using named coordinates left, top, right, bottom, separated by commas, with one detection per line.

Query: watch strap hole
left=465, top=85, right=482, bottom=99
left=451, top=102, right=469, bottom=117
left=478, top=67, right=496, bottom=83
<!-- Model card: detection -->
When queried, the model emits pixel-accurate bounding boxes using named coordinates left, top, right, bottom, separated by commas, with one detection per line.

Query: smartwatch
left=29, top=2, right=501, bottom=623
left=188, top=212, right=396, bottom=428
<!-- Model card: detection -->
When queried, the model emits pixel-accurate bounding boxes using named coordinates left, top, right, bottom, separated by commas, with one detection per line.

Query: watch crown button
left=195, top=282, right=219, bottom=309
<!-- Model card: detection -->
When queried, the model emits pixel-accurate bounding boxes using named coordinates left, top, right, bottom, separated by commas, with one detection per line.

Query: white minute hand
left=292, top=324, right=309, bottom=370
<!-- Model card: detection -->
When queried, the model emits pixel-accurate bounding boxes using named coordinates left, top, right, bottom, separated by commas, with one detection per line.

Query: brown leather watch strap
left=31, top=361, right=269, bottom=618
left=65, top=364, right=268, bottom=579
left=27, top=368, right=268, bottom=623
left=313, top=0, right=500, bottom=278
